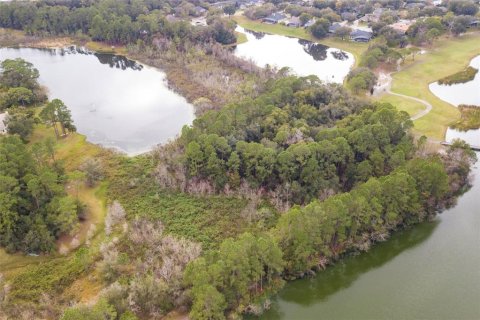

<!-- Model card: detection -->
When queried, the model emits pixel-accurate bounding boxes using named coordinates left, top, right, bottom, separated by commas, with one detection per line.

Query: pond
left=234, top=27, right=354, bottom=84
left=429, top=55, right=480, bottom=107
left=0, top=47, right=195, bottom=155
left=255, top=132, right=480, bottom=319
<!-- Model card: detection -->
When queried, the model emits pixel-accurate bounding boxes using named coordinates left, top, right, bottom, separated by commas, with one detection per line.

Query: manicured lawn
left=232, top=15, right=368, bottom=67
left=377, top=94, right=426, bottom=117
left=390, top=32, right=480, bottom=139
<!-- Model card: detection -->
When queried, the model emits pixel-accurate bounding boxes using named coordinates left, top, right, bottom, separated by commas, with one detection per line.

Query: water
left=447, top=127, right=479, bottom=146
left=0, top=47, right=195, bottom=155
left=429, top=55, right=480, bottom=107
left=234, top=27, right=354, bottom=84
left=257, top=131, right=480, bottom=319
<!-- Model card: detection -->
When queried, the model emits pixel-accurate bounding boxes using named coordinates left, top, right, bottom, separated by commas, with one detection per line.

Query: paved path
left=374, top=72, right=433, bottom=121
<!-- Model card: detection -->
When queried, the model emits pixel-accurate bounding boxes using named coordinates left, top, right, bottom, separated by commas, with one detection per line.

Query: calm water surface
left=234, top=27, right=354, bottom=84
left=0, top=47, right=195, bottom=155
left=256, top=130, right=480, bottom=320
left=429, top=55, right=480, bottom=106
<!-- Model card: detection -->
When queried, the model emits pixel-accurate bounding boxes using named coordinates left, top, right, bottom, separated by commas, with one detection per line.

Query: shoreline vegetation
left=437, top=66, right=479, bottom=85
left=0, top=28, right=270, bottom=114
left=231, top=15, right=368, bottom=68
left=380, top=32, right=480, bottom=139
left=451, top=104, right=480, bottom=131
left=0, top=2, right=479, bottom=319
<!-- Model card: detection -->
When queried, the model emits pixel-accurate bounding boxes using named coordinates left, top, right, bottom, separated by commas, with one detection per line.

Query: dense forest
left=0, top=0, right=237, bottom=45
left=0, top=0, right=478, bottom=319
left=0, top=58, right=80, bottom=253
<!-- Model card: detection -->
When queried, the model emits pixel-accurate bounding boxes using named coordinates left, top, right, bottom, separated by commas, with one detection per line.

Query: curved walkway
left=374, top=72, right=433, bottom=121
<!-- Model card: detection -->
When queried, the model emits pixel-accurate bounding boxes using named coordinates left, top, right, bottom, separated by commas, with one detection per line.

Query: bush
left=437, top=66, right=478, bottom=85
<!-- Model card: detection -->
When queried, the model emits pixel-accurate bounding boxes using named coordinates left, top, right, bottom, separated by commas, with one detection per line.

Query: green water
left=259, top=158, right=480, bottom=320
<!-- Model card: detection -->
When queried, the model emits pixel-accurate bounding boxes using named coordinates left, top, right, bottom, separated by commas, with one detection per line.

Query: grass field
left=232, top=15, right=368, bottom=67
left=377, top=94, right=426, bottom=117
left=387, top=32, right=480, bottom=139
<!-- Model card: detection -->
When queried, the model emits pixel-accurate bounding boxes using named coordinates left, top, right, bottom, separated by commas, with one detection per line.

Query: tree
left=4, top=107, right=35, bottom=141
left=0, top=135, right=79, bottom=253
left=189, top=285, right=226, bottom=320
left=0, top=58, right=40, bottom=90
left=40, top=99, right=76, bottom=138
left=334, top=26, right=352, bottom=40
left=80, top=158, right=104, bottom=187
left=299, top=13, right=312, bottom=26
left=1, top=87, right=34, bottom=109
left=61, top=298, right=117, bottom=320
left=40, top=100, right=60, bottom=138
left=52, top=99, right=76, bottom=136
left=223, top=4, right=236, bottom=16
left=346, top=68, right=377, bottom=94
left=309, top=18, right=330, bottom=39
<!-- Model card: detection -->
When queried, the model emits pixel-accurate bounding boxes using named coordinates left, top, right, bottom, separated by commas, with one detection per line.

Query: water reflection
left=234, top=26, right=354, bottom=83
left=446, top=128, right=480, bottom=146
left=254, top=222, right=439, bottom=320
left=298, top=39, right=328, bottom=61
left=244, top=28, right=266, bottom=40
left=0, top=47, right=194, bottom=155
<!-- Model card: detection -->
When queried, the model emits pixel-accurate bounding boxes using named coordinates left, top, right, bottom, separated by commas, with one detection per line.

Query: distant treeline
left=0, top=0, right=237, bottom=45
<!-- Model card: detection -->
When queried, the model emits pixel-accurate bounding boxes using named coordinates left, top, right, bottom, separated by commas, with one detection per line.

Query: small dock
left=441, top=141, right=480, bottom=152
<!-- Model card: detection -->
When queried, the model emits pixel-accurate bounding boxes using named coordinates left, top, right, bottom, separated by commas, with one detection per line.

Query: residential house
left=193, top=6, right=208, bottom=16
left=390, top=19, right=415, bottom=34
left=304, top=19, right=316, bottom=28
left=350, top=29, right=373, bottom=42
left=262, top=12, right=287, bottom=24
left=360, top=8, right=384, bottom=23
left=287, top=16, right=301, bottom=27
left=470, top=20, right=480, bottom=27
left=328, top=22, right=342, bottom=33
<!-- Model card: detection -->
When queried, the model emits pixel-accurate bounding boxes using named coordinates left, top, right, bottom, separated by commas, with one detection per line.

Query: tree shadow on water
left=257, top=221, right=439, bottom=319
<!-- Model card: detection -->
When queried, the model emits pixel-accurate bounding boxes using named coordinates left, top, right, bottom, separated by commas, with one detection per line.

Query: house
left=0, top=113, right=7, bottom=134
left=328, top=22, right=342, bottom=33
left=341, top=12, right=356, bottom=21
left=359, top=8, right=384, bottom=23
left=211, top=0, right=235, bottom=9
left=470, top=20, right=480, bottom=27
left=194, top=6, right=208, bottom=16
left=390, top=19, right=415, bottom=34
left=304, top=19, right=316, bottom=28
left=262, top=13, right=287, bottom=24
left=350, top=29, right=373, bottom=42
left=287, top=16, right=301, bottom=27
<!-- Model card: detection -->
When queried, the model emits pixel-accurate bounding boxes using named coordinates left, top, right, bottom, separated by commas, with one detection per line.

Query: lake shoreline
left=0, top=28, right=265, bottom=115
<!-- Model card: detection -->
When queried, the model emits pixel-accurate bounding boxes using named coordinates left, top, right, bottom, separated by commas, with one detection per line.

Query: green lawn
left=377, top=94, right=426, bottom=117
left=389, top=32, right=480, bottom=139
left=232, top=15, right=368, bottom=67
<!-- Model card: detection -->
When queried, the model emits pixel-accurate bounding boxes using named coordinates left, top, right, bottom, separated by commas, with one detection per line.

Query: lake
left=429, top=55, right=480, bottom=107
left=255, top=130, right=480, bottom=319
left=0, top=47, right=195, bottom=155
left=234, top=27, right=354, bottom=84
